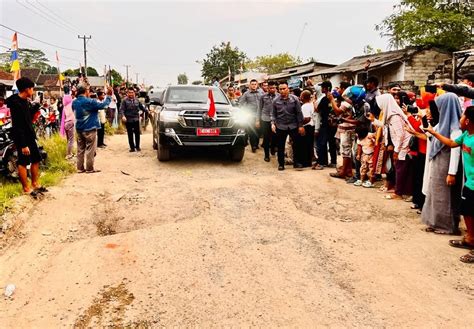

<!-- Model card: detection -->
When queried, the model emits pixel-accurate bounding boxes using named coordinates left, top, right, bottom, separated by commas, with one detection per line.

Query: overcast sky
left=0, top=0, right=398, bottom=86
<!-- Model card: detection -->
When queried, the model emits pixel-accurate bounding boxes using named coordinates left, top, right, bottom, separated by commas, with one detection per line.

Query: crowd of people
left=3, top=71, right=474, bottom=264
left=232, top=74, right=474, bottom=264
left=2, top=76, right=151, bottom=196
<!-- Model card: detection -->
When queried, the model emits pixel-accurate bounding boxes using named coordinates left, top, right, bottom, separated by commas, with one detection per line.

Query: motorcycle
left=0, top=122, right=19, bottom=178
left=0, top=122, right=48, bottom=179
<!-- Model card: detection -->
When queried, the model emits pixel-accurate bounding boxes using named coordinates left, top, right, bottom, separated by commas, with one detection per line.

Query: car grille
left=181, top=110, right=232, bottom=128
left=179, top=135, right=235, bottom=144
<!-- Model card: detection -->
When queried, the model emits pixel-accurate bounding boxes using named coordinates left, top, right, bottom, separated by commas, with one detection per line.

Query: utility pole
left=78, top=35, right=91, bottom=76
left=124, top=65, right=131, bottom=87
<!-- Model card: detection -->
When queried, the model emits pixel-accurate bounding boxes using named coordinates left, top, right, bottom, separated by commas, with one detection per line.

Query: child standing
left=354, top=126, right=376, bottom=188
left=426, top=105, right=474, bottom=263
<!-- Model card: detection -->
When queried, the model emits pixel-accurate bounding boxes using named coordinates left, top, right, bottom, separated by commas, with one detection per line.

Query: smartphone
left=422, top=116, right=429, bottom=128
left=429, top=100, right=440, bottom=126
left=425, top=85, right=437, bottom=93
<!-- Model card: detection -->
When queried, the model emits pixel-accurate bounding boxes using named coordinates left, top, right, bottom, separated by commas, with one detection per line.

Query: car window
left=166, top=87, right=228, bottom=104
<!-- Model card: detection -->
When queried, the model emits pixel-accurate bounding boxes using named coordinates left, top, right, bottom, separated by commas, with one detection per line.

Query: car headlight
left=159, top=111, right=179, bottom=122
left=232, top=110, right=252, bottom=124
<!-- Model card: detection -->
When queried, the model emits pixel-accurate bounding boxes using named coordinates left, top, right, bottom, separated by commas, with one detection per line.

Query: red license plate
left=197, top=128, right=220, bottom=136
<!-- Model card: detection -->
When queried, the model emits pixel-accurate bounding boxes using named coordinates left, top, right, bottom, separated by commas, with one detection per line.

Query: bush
left=104, top=122, right=115, bottom=136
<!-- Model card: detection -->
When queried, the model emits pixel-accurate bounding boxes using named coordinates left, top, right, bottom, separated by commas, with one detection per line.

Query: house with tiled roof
left=0, top=70, right=14, bottom=97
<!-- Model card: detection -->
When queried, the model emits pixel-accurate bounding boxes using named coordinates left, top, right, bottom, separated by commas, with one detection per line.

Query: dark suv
left=150, top=85, right=249, bottom=162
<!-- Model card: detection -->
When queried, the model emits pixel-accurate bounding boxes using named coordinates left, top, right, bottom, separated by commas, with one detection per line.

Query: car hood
left=163, top=103, right=234, bottom=112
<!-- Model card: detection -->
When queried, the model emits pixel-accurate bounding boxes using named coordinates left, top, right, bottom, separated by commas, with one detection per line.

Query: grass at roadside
left=0, top=134, right=75, bottom=215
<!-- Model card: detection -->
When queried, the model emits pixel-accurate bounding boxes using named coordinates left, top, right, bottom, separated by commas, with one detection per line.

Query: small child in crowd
left=354, top=126, right=376, bottom=188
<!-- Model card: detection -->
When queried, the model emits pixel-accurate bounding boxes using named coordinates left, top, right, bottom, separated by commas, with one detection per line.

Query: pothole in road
left=93, top=202, right=124, bottom=237
left=74, top=281, right=135, bottom=328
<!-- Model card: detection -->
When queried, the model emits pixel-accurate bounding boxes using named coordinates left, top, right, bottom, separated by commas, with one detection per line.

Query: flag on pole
left=10, top=32, right=20, bottom=92
left=228, top=66, right=231, bottom=83
left=207, top=88, right=216, bottom=121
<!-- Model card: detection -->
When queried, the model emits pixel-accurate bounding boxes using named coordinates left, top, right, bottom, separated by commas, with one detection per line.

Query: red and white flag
left=207, top=88, right=216, bottom=121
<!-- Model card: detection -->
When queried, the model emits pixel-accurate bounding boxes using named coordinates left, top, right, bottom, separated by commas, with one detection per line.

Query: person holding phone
left=425, top=105, right=474, bottom=263
left=420, top=93, right=463, bottom=235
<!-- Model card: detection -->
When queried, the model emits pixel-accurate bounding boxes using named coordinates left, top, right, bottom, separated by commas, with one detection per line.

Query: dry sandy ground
left=0, top=132, right=473, bottom=328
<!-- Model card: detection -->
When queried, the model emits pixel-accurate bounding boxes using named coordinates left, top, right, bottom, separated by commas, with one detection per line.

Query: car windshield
left=165, top=87, right=229, bottom=105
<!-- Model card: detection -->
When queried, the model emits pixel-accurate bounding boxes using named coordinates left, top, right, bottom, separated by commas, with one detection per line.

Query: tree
left=0, top=48, right=57, bottom=73
left=363, top=45, right=383, bottom=55
left=63, top=67, right=99, bottom=77
left=247, top=53, right=302, bottom=75
left=177, top=73, right=188, bottom=85
left=109, top=69, right=123, bottom=85
left=376, top=0, right=473, bottom=51
left=192, top=80, right=203, bottom=85
left=201, top=42, right=248, bottom=84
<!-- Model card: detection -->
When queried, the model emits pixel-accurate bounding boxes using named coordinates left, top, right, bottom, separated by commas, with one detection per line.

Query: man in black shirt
left=271, top=81, right=305, bottom=171
left=6, top=77, right=45, bottom=196
left=314, top=81, right=335, bottom=169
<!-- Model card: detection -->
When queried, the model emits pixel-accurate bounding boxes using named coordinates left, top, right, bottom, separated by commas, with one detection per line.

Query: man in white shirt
left=300, top=90, right=315, bottom=167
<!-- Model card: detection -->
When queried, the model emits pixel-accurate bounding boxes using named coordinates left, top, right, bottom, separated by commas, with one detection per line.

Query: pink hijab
left=60, top=95, right=73, bottom=136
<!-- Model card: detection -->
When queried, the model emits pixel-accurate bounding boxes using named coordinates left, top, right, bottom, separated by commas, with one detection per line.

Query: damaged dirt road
left=1, top=132, right=473, bottom=327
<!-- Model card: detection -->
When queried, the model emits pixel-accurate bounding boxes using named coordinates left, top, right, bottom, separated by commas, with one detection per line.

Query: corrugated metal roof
left=268, top=61, right=336, bottom=80
left=314, top=47, right=422, bottom=76
left=0, top=79, right=14, bottom=86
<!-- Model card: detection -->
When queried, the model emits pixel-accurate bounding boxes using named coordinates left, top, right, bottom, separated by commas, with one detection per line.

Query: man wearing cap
left=6, top=77, right=44, bottom=197
left=73, top=85, right=112, bottom=173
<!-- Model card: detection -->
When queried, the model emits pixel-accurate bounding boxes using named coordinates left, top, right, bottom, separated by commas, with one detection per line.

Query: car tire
left=157, top=143, right=171, bottom=161
left=230, top=146, right=245, bottom=162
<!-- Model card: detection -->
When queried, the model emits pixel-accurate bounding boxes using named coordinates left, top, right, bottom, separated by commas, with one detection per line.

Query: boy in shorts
left=6, top=77, right=46, bottom=198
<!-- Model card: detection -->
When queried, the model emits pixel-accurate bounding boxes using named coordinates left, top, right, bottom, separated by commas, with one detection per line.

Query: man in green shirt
left=426, top=105, right=474, bottom=263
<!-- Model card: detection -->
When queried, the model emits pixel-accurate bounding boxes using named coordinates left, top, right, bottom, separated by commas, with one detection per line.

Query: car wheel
left=230, top=146, right=245, bottom=162
left=157, top=143, right=171, bottom=161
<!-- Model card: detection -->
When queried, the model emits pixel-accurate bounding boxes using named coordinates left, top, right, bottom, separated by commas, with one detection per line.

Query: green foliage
left=0, top=134, right=74, bottom=215
left=63, top=67, right=99, bottom=77
left=248, top=53, right=302, bottom=74
left=104, top=121, right=115, bottom=136
left=376, top=0, right=473, bottom=51
left=192, top=80, right=203, bottom=85
left=0, top=48, right=58, bottom=73
left=177, top=73, right=188, bottom=85
left=109, top=69, right=123, bottom=84
left=363, top=45, right=383, bottom=55
left=201, top=42, right=248, bottom=83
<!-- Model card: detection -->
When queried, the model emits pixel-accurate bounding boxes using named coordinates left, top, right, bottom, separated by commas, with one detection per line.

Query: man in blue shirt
left=72, top=85, right=112, bottom=173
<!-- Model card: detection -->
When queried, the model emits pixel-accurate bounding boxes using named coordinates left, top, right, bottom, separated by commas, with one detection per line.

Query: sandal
left=411, top=204, right=420, bottom=210
left=449, top=239, right=474, bottom=250
left=86, top=169, right=101, bottom=174
left=34, top=186, right=48, bottom=193
left=378, top=186, right=388, bottom=192
left=29, top=190, right=40, bottom=200
left=459, top=253, right=474, bottom=263
left=329, top=172, right=346, bottom=179
left=312, top=164, right=324, bottom=170
left=384, top=194, right=402, bottom=200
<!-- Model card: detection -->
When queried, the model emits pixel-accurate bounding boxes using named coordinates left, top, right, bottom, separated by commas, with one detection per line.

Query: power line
left=25, top=0, right=78, bottom=34
left=15, top=0, right=76, bottom=35
left=0, top=24, right=81, bottom=52
left=35, top=0, right=82, bottom=34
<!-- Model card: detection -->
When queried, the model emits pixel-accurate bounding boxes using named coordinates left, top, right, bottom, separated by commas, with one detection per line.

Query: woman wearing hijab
left=374, top=94, right=413, bottom=200
left=61, top=95, right=75, bottom=159
left=422, top=93, right=463, bottom=235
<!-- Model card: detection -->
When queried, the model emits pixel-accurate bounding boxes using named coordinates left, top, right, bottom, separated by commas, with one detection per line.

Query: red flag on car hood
left=207, top=88, right=216, bottom=121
